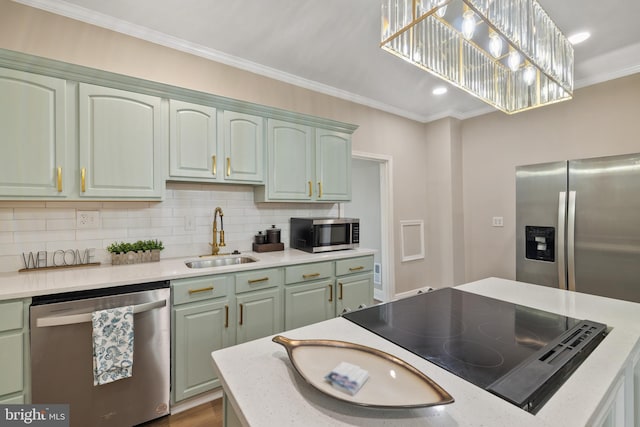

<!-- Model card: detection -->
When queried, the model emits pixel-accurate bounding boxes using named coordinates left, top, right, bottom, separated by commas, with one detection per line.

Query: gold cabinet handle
left=188, top=286, right=214, bottom=295
left=328, top=284, right=333, bottom=302
left=226, top=157, right=231, bottom=176
left=248, top=277, right=269, bottom=284
left=81, top=168, right=86, bottom=192
left=318, top=182, right=323, bottom=198
left=349, top=266, right=364, bottom=272
left=56, top=167, right=62, bottom=192
left=302, top=273, right=320, bottom=279
left=212, top=155, right=217, bottom=175
left=239, top=303, right=244, bottom=325
left=308, top=181, right=312, bottom=197
left=225, top=305, right=229, bottom=328
left=339, top=282, right=343, bottom=300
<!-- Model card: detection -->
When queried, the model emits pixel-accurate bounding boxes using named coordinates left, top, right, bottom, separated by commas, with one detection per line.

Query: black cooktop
left=342, top=288, right=607, bottom=413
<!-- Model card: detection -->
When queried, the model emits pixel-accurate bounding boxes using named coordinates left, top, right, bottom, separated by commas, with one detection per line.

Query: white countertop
left=211, top=277, right=640, bottom=427
left=0, top=248, right=376, bottom=300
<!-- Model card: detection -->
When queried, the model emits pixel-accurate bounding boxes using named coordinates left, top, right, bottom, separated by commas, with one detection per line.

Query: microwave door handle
left=35, top=299, right=167, bottom=328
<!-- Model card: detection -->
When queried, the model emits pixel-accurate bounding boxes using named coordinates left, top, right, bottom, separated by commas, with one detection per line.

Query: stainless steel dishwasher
left=30, top=281, right=170, bottom=427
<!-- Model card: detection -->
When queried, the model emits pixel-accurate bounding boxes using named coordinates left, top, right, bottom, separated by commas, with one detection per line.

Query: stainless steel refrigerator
left=516, top=152, right=640, bottom=303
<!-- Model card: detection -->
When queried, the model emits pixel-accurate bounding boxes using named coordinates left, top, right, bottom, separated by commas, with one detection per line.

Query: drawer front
left=172, top=275, right=231, bottom=305
left=285, top=262, right=333, bottom=285
left=0, top=301, right=23, bottom=332
left=235, top=268, right=283, bottom=294
left=335, top=256, right=374, bottom=277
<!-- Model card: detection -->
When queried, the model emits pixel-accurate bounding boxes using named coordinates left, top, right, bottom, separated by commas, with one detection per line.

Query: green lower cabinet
left=0, top=394, right=24, bottom=404
left=336, top=273, right=374, bottom=316
left=284, top=279, right=334, bottom=330
left=235, top=288, right=282, bottom=345
left=0, top=333, right=23, bottom=396
left=173, top=298, right=233, bottom=403
left=0, top=298, right=30, bottom=404
left=172, top=274, right=234, bottom=403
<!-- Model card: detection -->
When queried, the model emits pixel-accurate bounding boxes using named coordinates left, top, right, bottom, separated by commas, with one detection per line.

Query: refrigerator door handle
left=557, top=192, right=567, bottom=289
left=567, top=191, right=577, bottom=291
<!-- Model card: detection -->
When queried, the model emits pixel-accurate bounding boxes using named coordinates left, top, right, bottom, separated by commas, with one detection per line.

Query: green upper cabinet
left=78, top=83, right=164, bottom=199
left=168, top=106, right=264, bottom=184
left=256, top=119, right=352, bottom=203
left=315, top=129, right=351, bottom=201
left=262, top=119, right=313, bottom=201
left=169, top=100, right=217, bottom=181
left=223, top=111, right=264, bottom=183
left=0, top=68, right=68, bottom=198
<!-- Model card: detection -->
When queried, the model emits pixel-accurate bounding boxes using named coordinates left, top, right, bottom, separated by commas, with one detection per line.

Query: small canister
left=254, top=231, right=266, bottom=245
left=266, top=225, right=281, bottom=244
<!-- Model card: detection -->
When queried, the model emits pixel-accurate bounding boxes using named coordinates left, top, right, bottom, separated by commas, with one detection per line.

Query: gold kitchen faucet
left=210, top=207, right=226, bottom=255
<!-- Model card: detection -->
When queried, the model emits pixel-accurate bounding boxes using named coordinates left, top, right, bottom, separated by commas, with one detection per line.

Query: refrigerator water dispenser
left=525, top=226, right=555, bottom=262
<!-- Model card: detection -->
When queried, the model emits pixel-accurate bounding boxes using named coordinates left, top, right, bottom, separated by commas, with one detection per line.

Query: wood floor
left=139, top=399, right=222, bottom=427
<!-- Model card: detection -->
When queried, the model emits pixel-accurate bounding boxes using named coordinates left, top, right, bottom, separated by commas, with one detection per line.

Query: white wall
left=0, top=182, right=337, bottom=272
left=461, top=73, right=640, bottom=282
left=344, top=159, right=382, bottom=290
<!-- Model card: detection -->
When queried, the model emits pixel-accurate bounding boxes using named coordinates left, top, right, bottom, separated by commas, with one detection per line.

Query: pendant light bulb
left=461, top=10, right=476, bottom=40
left=489, top=33, right=503, bottom=58
left=508, top=50, right=522, bottom=72
left=523, top=65, right=536, bottom=86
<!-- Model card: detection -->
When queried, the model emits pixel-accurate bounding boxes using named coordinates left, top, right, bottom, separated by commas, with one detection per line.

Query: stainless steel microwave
left=290, top=218, right=360, bottom=253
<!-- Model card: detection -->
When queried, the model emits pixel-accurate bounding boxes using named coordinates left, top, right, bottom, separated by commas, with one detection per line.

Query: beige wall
left=461, top=73, right=640, bottom=282
left=3, top=0, right=638, bottom=290
left=0, top=0, right=433, bottom=293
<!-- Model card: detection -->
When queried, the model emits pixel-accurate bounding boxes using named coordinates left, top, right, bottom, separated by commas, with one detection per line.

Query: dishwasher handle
left=35, top=299, right=167, bottom=328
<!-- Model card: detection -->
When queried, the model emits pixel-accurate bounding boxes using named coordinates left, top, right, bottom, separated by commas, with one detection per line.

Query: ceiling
left=15, top=0, right=640, bottom=122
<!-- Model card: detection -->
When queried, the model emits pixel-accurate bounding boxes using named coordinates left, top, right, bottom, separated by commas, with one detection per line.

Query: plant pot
left=110, top=250, right=161, bottom=265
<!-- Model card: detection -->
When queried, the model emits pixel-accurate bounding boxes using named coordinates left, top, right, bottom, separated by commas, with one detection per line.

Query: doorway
left=342, top=152, right=394, bottom=302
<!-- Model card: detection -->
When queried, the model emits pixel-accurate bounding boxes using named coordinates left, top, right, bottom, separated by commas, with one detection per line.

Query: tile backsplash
left=0, top=182, right=338, bottom=273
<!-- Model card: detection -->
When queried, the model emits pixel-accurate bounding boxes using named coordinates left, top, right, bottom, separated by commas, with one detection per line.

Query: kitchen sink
left=185, top=255, right=258, bottom=269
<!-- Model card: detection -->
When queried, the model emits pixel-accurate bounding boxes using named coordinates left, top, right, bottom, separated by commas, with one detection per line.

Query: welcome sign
left=20, top=249, right=99, bottom=272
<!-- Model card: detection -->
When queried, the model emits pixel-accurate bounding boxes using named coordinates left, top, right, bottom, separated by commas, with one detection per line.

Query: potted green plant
left=107, top=239, right=164, bottom=265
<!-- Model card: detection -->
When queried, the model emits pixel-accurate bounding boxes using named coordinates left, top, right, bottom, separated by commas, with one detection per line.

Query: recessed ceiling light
left=432, top=86, right=447, bottom=95
left=568, top=31, right=591, bottom=45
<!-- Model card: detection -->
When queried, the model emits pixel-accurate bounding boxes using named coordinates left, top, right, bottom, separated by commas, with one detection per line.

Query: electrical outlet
left=185, top=215, right=196, bottom=232
left=77, top=211, right=100, bottom=229
left=492, top=216, right=504, bottom=227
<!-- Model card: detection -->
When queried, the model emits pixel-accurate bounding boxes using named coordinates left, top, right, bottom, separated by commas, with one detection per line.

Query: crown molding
left=13, top=0, right=430, bottom=123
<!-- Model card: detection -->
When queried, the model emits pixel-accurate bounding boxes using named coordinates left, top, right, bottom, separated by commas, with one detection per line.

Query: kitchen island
left=211, top=278, right=640, bottom=427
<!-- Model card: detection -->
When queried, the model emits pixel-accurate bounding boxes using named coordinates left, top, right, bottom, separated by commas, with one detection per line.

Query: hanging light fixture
left=381, top=0, right=574, bottom=114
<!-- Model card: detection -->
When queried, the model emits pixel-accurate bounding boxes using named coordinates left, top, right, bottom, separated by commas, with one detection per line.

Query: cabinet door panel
left=0, top=333, right=23, bottom=396
left=336, top=275, right=373, bottom=315
left=79, top=83, right=163, bottom=198
left=284, top=280, right=334, bottom=330
left=224, top=112, right=263, bottom=183
left=267, top=120, right=312, bottom=200
left=0, top=68, right=67, bottom=197
left=316, top=129, right=351, bottom=201
left=236, top=288, right=281, bottom=344
left=173, top=299, right=232, bottom=402
left=169, top=100, right=217, bottom=180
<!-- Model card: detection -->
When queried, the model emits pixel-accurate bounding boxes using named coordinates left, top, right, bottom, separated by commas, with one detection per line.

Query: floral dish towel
left=92, top=305, right=134, bottom=386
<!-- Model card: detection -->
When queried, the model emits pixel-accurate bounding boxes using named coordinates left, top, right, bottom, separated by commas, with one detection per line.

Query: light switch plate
left=492, top=216, right=504, bottom=227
